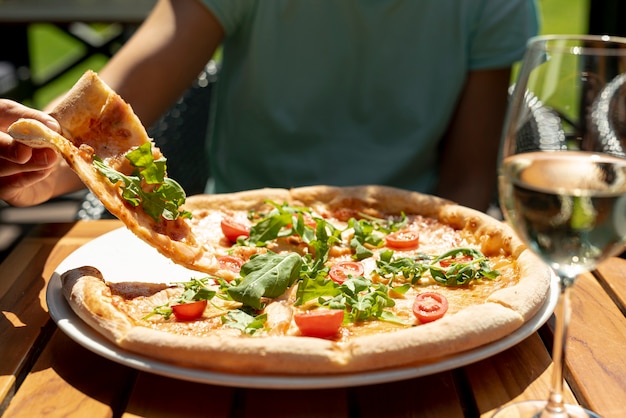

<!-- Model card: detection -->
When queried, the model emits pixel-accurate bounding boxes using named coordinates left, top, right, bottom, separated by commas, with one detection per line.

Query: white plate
left=47, top=227, right=559, bottom=389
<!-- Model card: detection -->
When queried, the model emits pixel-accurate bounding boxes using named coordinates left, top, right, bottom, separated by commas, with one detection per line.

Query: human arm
left=435, top=67, right=511, bottom=213
left=98, top=0, right=224, bottom=127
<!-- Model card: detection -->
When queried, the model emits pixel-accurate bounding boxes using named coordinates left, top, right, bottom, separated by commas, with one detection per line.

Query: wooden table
left=1, top=220, right=625, bottom=417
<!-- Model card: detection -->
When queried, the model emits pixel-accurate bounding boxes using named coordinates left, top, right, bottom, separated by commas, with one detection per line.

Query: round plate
left=47, top=227, right=559, bottom=389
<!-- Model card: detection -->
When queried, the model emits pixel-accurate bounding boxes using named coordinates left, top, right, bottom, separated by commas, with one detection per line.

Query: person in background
left=0, top=0, right=538, bottom=213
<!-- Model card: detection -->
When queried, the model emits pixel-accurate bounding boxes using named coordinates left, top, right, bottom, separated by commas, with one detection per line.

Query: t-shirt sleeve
left=200, top=0, right=252, bottom=35
left=468, top=0, right=540, bottom=70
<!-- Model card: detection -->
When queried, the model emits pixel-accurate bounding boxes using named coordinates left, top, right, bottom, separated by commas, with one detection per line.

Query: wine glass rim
left=527, top=34, right=626, bottom=54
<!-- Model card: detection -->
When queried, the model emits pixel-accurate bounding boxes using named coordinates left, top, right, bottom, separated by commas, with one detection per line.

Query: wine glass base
left=492, top=400, right=601, bottom=418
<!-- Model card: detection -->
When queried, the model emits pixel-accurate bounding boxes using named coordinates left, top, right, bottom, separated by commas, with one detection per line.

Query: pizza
left=59, top=185, right=551, bottom=374
left=8, top=71, right=552, bottom=375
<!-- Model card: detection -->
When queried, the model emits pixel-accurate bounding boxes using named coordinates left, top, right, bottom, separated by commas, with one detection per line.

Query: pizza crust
left=61, top=266, right=133, bottom=343
left=487, top=249, right=552, bottom=321
left=289, top=184, right=450, bottom=220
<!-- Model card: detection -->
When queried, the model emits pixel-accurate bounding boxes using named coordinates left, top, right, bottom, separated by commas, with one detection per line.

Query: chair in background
left=76, top=60, right=218, bottom=220
left=511, top=85, right=568, bottom=153
left=589, top=72, right=626, bottom=157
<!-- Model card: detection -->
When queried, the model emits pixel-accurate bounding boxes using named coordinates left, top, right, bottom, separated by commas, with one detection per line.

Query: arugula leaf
left=126, top=142, right=166, bottom=184
left=375, top=247, right=500, bottom=287
left=295, top=275, right=341, bottom=306
left=317, top=276, right=399, bottom=324
left=92, top=143, right=191, bottom=222
left=355, top=211, right=409, bottom=234
left=227, top=252, right=302, bottom=309
left=430, top=247, right=500, bottom=286
left=247, top=201, right=326, bottom=245
left=248, top=213, right=293, bottom=245
left=222, top=310, right=267, bottom=335
left=292, top=213, right=317, bottom=243
left=375, top=249, right=429, bottom=284
left=348, top=219, right=383, bottom=260
left=379, top=310, right=407, bottom=325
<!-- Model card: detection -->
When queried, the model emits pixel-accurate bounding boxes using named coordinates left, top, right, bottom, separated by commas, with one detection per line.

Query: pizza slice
left=8, top=70, right=217, bottom=273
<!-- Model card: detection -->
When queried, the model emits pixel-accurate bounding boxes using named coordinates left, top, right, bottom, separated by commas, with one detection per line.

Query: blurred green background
left=26, top=0, right=590, bottom=109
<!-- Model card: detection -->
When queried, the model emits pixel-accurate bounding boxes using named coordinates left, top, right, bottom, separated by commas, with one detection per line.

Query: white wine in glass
left=495, top=35, right=626, bottom=417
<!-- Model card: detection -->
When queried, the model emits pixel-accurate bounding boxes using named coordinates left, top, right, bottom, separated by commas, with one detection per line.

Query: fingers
left=0, top=166, right=54, bottom=190
left=0, top=98, right=60, bottom=132
left=0, top=99, right=63, bottom=206
left=0, top=98, right=61, bottom=171
left=0, top=145, right=59, bottom=176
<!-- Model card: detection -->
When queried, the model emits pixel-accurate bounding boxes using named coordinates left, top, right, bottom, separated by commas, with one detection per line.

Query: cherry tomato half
left=329, top=261, right=365, bottom=284
left=220, top=218, right=250, bottom=243
left=294, top=309, right=345, bottom=338
left=172, top=300, right=208, bottom=321
left=439, top=255, right=473, bottom=268
left=385, top=229, right=419, bottom=250
left=217, top=255, right=245, bottom=272
left=412, top=292, right=448, bottom=323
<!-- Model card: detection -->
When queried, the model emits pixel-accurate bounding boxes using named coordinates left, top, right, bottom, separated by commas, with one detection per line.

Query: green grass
left=538, top=0, right=590, bottom=35
left=26, top=0, right=590, bottom=109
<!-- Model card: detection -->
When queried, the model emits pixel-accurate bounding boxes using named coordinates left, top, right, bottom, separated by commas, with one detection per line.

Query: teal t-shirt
left=200, top=0, right=538, bottom=194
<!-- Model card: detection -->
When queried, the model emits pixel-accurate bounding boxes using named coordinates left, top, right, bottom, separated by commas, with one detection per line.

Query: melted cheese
left=107, top=208, right=521, bottom=340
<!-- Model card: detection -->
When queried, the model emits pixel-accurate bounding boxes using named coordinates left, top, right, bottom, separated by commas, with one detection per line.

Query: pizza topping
left=247, top=202, right=322, bottom=246
left=439, top=255, right=473, bottom=267
left=385, top=229, right=420, bottom=250
left=94, top=142, right=191, bottom=222
left=226, top=252, right=302, bottom=309
left=375, top=247, right=500, bottom=287
left=297, top=274, right=402, bottom=324
left=412, top=292, right=449, bottom=323
left=220, top=218, right=251, bottom=243
left=264, top=300, right=295, bottom=335
left=329, top=261, right=365, bottom=284
left=217, top=255, right=245, bottom=273
left=221, top=309, right=267, bottom=335
left=54, top=183, right=550, bottom=373
left=132, top=199, right=503, bottom=335
left=294, top=309, right=345, bottom=338
left=144, top=277, right=216, bottom=321
left=171, top=300, right=208, bottom=321
left=430, top=248, right=500, bottom=286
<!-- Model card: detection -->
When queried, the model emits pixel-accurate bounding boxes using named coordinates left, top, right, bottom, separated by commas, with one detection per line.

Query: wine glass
left=495, top=35, right=626, bottom=417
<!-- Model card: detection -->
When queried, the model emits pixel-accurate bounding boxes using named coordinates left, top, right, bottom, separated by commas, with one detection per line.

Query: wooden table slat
left=122, top=373, right=235, bottom=418
left=2, top=329, right=136, bottom=418
left=351, top=373, right=466, bottom=418
left=594, top=257, right=626, bottom=314
left=241, top=387, right=350, bottom=418
left=467, top=332, right=578, bottom=416
left=0, top=242, right=39, bottom=300
left=565, top=271, right=626, bottom=416
left=0, top=241, right=57, bottom=410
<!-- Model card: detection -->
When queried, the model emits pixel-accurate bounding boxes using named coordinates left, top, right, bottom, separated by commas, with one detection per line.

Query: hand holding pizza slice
left=8, top=71, right=217, bottom=273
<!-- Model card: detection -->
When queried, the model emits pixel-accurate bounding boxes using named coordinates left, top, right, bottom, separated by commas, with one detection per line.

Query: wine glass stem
left=543, top=283, right=573, bottom=417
